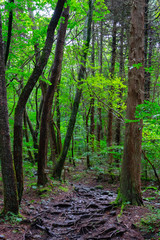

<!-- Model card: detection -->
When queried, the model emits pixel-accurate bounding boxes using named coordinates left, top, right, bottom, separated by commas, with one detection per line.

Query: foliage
left=0, top=212, right=23, bottom=224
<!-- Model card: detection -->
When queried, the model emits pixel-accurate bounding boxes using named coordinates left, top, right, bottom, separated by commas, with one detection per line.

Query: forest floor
left=0, top=161, right=160, bottom=240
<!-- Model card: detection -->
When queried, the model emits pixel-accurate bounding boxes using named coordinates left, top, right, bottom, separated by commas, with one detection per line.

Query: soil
left=0, top=162, right=160, bottom=240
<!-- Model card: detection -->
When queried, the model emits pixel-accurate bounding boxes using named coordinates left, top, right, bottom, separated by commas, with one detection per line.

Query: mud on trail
left=0, top=165, right=159, bottom=239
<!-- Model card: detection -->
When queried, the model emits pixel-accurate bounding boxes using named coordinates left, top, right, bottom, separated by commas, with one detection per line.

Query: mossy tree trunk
left=0, top=14, right=19, bottom=214
left=120, top=0, right=145, bottom=205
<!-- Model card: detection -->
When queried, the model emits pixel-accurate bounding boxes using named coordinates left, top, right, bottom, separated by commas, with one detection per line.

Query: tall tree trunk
left=145, top=23, right=153, bottom=100
left=23, top=110, right=34, bottom=162
left=115, top=11, right=125, bottom=147
left=56, top=78, right=61, bottom=154
left=120, top=0, right=145, bottom=205
left=5, top=0, right=14, bottom=66
left=115, top=10, right=125, bottom=166
left=97, top=20, right=103, bottom=149
left=144, top=0, right=150, bottom=100
left=52, top=0, right=93, bottom=179
left=86, top=107, right=91, bottom=168
left=107, top=17, right=117, bottom=164
left=90, top=21, right=95, bottom=153
left=37, top=6, right=69, bottom=186
left=13, top=0, right=66, bottom=202
left=0, top=14, right=19, bottom=214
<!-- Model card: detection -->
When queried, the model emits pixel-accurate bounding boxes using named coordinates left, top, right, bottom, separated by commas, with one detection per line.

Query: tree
left=13, top=0, right=66, bottom=203
left=37, top=6, right=69, bottom=186
left=119, top=0, right=145, bottom=205
left=53, top=0, right=93, bottom=179
left=0, top=13, right=19, bottom=215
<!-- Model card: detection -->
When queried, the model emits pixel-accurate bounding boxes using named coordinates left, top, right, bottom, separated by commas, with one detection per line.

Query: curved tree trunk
left=13, top=0, right=66, bottom=202
left=120, top=0, right=145, bottom=205
left=37, top=6, right=69, bottom=186
left=52, top=0, right=93, bottom=179
left=0, top=14, right=19, bottom=214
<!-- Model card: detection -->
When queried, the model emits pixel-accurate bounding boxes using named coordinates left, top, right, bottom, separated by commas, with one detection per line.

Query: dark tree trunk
left=90, top=97, right=95, bottom=151
left=56, top=78, right=61, bottom=154
left=0, top=14, right=19, bottom=214
left=90, top=20, right=95, bottom=152
left=86, top=107, right=91, bottom=168
left=107, top=17, right=117, bottom=164
left=13, top=0, right=66, bottom=201
left=37, top=6, right=69, bottom=186
left=115, top=11, right=125, bottom=147
left=5, top=0, right=14, bottom=66
left=144, top=0, right=150, bottom=100
left=145, top=23, right=153, bottom=100
left=120, top=0, right=145, bottom=205
left=97, top=20, right=103, bottom=149
left=97, top=107, right=102, bottom=149
left=52, top=0, right=93, bottom=179
left=23, top=110, right=34, bottom=162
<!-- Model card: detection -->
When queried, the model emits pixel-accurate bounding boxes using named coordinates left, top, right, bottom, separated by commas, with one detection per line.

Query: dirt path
left=1, top=164, right=159, bottom=240
left=21, top=185, right=145, bottom=240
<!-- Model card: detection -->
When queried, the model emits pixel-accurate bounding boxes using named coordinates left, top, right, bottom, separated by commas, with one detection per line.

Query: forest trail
left=21, top=184, right=146, bottom=240
left=0, top=164, right=158, bottom=240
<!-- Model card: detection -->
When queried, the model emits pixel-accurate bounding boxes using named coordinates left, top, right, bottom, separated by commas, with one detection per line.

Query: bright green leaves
left=93, top=0, right=110, bottom=22
left=130, top=63, right=143, bottom=70
left=81, top=73, right=126, bottom=113
left=136, top=101, right=160, bottom=120
left=136, top=101, right=160, bottom=159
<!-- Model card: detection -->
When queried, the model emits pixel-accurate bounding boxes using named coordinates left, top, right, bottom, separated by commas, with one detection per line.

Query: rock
left=0, top=235, right=5, bottom=240
left=110, top=210, right=116, bottom=216
left=33, top=235, right=42, bottom=239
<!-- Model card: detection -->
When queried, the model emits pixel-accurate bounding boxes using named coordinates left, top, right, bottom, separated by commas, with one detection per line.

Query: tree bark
left=56, top=78, right=62, bottom=154
left=52, top=0, right=93, bottom=179
left=144, top=0, right=150, bottom=100
left=97, top=20, right=103, bottom=150
left=13, top=0, right=66, bottom=202
left=107, top=17, right=117, bottom=164
left=120, top=0, right=145, bottom=205
left=115, top=10, right=125, bottom=147
left=0, top=14, right=19, bottom=214
left=23, top=110, right=34, bottom=162
left=5, top=0, right=14, bottom=66
left=90, top=21, right=95, bottom=152
left=37, top=6, right=69, bottom=185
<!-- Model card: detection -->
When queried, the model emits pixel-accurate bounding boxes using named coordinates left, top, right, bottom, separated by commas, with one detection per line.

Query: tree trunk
left=144, top=0, right=150, bottom=100
left=5, top=0, right=14, bottom=66
left=120, top=0, right=145, bottom=205
left=86, top=106, right=91, bottom=168
left=23, top=110, right=34, bottom=162
left=115, top=11, right=125, bottom=147
left=97, top=20, right=103, bottom=150
left=13, top=0, right=66, bottom=201
left=90, top=20, right=95, bottom=152
left=115, top=11, right=125, bottom=166
left=56, top=78, right=61, bottom=154
left=37, top=6, right=69, bottom=186
left=107, top=17, right=117, bottom=164
left=52, top=0, right=93, bottom=179
left=0, top=14, right=19, bottom=214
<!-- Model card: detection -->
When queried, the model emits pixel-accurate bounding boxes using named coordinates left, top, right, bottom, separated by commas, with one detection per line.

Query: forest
left=0, top=0, right=160, bottom=239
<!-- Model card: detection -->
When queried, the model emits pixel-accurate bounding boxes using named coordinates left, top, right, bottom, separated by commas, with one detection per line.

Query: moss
left=95, top=185, right=104, bottom=190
